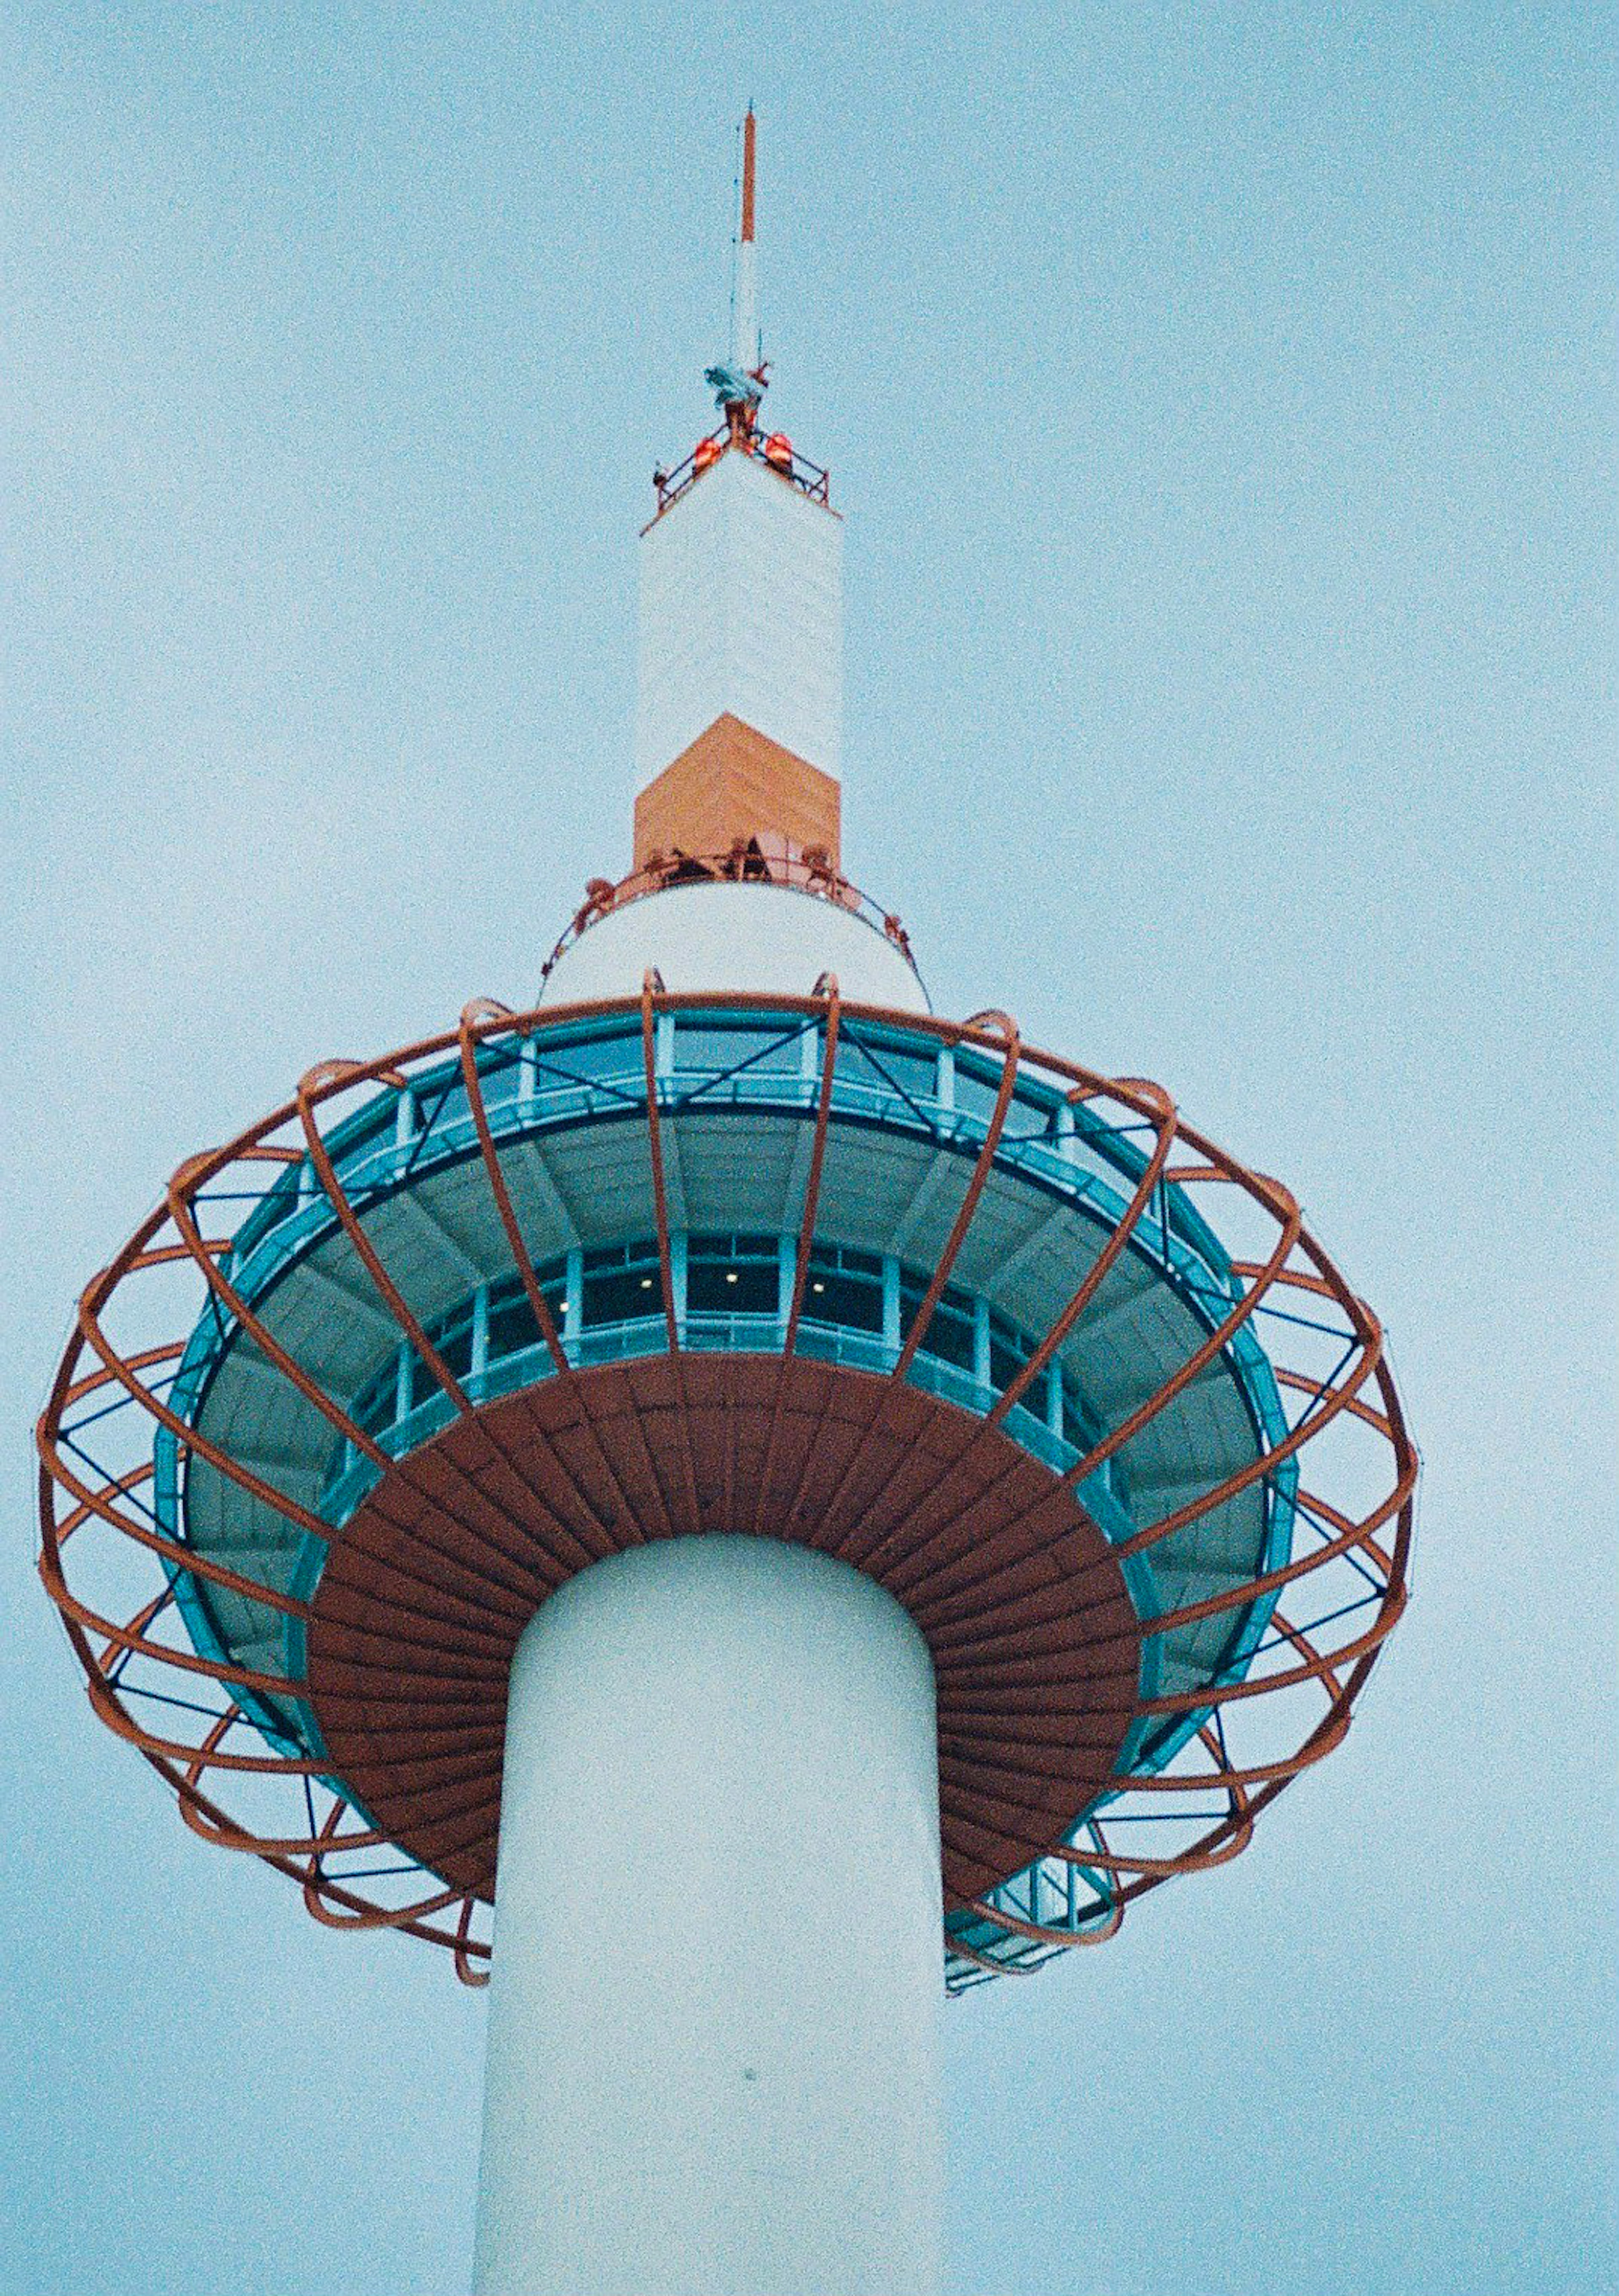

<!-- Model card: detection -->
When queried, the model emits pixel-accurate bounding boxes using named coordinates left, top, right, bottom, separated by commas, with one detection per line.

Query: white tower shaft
left=471, top=1537, right=945, bottom=2296
left=634, top=446, right=843, bottom=790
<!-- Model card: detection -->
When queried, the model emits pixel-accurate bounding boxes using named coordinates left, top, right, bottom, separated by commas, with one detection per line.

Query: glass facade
left=333, top=1229, right=1107, bottom=1478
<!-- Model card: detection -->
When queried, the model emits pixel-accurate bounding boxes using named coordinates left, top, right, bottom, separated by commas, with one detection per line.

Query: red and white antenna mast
left=732, top=107, right=760, bottom=375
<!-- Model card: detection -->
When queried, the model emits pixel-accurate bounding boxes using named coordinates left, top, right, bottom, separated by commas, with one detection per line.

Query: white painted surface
left=635, top=449, right=842, bottom=787
left=471, top=1536, right=945, bottom=2296
left=540, top=878, right=929, bottom=1012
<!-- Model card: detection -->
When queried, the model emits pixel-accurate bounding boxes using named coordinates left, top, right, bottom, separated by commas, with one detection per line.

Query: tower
left=37, top=115, right=1417, bottom=2296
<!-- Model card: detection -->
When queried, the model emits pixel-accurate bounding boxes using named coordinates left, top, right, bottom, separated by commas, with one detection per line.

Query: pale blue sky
left=3, top=6, right=1614, bottom=2293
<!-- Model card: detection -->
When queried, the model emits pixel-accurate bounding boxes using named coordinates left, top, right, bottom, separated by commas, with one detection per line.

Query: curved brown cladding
left=632, top=713, right=841, bottom=872
left=305, top=1354, right=1142, bottom=1911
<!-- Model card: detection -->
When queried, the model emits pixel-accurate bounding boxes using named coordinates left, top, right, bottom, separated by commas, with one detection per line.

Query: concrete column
left=472, top=1535, right=944, bottom=2296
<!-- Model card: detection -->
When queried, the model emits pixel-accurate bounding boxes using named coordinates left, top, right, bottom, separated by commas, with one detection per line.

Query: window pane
left=689, top=1232, right=777, bottom=1262
left=1061, top=1381, right=1101, bottom=1453
left=990, top=1332, right=1027, bottom=1392
left=352, top=1356, right=398, bottom=1435
left=901, top=1274, right=975, bottom=1372
left=535, top=1033, right=640, bottom=1087
left=677, top=1026, right=801, bottom=1077
left=488, top=1293, right=546, bottom=1361
left=688, top=1259, right=779, bottom=1315
left=803, top=1266, right=883, bottom=1333
left=583, top=1263, right=664, bottom=1325
left=813, top=1241, right=882, bottom=1279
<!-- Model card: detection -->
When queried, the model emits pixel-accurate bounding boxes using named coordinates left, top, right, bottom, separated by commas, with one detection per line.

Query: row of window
left=346, top=1231, right=1107, bottom=1461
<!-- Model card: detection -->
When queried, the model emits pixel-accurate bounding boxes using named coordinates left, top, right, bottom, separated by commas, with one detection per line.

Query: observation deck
left=32, top=976, right=1423, bottom=1998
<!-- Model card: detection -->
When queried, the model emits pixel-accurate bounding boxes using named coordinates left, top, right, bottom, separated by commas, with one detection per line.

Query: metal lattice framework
left=37, top=985, right=1417, bottom=1991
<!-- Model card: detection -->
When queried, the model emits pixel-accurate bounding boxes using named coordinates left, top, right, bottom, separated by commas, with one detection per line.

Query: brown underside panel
left=305, top=1355, right=1141, bottom=1911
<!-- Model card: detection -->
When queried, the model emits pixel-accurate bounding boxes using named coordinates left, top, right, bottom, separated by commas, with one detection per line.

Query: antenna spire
left=732, top=107, right=760, bottom=375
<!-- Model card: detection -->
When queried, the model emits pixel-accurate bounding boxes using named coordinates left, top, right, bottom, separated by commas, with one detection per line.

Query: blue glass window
left=485, top=1260, right=568, bottom=1361
left=350, top=1354, right=400, bottom=1438
left=804, top=1241, right=884, bottom=1334
left=687, top=1233, right=780, bottom=1315
left=989, top=1308, right=1030, bottom=1394
left=901, top=1271, right=976, bottom=1372
left=411, top=1297, right=475, bottom=1404
left=581, top=1241, right=665, bottom=1325
left=676, top=1024, right=803, bottom=1079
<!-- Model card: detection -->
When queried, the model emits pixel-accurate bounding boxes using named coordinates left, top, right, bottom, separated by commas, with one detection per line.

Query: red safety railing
left=651, top=423, right=831, bottom=519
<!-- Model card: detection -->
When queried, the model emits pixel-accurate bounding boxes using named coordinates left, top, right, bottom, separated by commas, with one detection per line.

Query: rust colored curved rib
left=964, top=1890, right=1123, bottom=1951
left=457, top=1005, right=568, bottom=1376
left=866, top=1075, right=1180, bottom=1595
left=640, top=972, right=703, bottom=1532
left=58, top=1337, right=183, bottom=1412
left=891, top=1015, right=1021, bottom=1381
left=988, top=1079, right=1178, bottom=1427
left=750, top=982, right=842, bottom=1540
left=41, top=1556, right=302, bottom=1696
left=48, top=1455, right=154, bottom=1550
left=156, top=1190, right=538, bottom=1638
left=902, top=1225, right=1405, bottom=1637
left=1276, top=1362, right=1400, bottom=1438
left=65, top=1276, right=336, bottom=1558
left=456, top=1002, right=644, bottom=1549
left=1135, top=1465, right=1413, bottom=1640
left=296, top=1066, right=472, bottom=1416
left=179, top=1713, right=388, bottom=1857
left=40, top=1394, right=314, bottom=1620
left=945, top=1931, right=1038, bottom=1979
left=79, top=1153, right=509, bottom=1619
left=792, top=1015, right=1024, bottom=1556
left=302, top=1798, right=464, bottom=1931
left=45, top=1327, right=520, bottom=1664
left=1062, top=1728, right=1255, bottom=1881
left=1113, top=1306, right=1385, bottom=1564
left=1136, top=1593, right=1406, bottom=1717
left=1104, top=1703, right=1352, bottom=1796
left=54, top=1589, right=477, bottom=1962
left=639, top=974, right=682, bottom=1359
left=455, top=1893, right=491, bottom=1986
left=164, top=1171, right=393, bottom=1471
left=1107, top=1647, right=1376, bottom=1886
left=1061, top=1176, right=1304, bottom=1500
left=933, top=1342, right=1409, bottom=1655
left=84, top=1674, right=337, bottom=1777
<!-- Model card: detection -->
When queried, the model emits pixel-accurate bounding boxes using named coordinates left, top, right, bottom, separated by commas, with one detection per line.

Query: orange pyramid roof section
left=632, top=713, right=841, bottom=871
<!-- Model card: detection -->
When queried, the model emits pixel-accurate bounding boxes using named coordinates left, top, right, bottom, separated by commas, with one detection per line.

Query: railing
left=651, top=423, right=831, bottom=520
left=540, top=852, right=919, bottom=987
